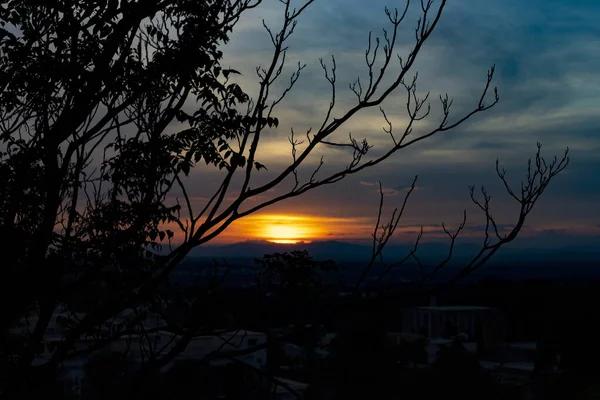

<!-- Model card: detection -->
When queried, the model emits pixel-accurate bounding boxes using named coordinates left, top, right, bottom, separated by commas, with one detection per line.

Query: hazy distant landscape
left=173, top=240, right=600, bottom=287
left=187, top=239, right=600, bottom=262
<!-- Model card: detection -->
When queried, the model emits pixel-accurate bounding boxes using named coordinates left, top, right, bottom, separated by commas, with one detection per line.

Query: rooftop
left=503, top=362, right=536, bottom=372
left=273, top=377, right=309, bottom=394
left=508, top=342, right=537, bottom=351
left=480, top=360, right=535, bottom=372
left=414, top=306, right=494, bottom=312
left=429, top=338, right=454, bottom=345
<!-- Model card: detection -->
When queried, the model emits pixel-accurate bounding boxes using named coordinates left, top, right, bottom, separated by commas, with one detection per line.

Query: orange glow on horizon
left=228, top=213, right=374, bottom=244
left=159, top=212, right=600, bottom=246
left=253, top=214, right=324, bottom=243
left=157, top=213, right=375, bottom=244
left=270, top=239, right=313, bottom=244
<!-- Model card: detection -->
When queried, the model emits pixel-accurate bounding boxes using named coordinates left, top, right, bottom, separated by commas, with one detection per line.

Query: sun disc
left=263, top=223, right=310, bottom=243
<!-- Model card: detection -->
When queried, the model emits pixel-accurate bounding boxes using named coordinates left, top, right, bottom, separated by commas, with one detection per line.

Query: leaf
left=222, top=68, right=241, bottom=79
left=158, top=231, right=165, bottom=241
left=176, top=110, right=188, bottom=122
left=254, top=161, right=267, bottom=171
left=181, top=163, right=190, bottom=176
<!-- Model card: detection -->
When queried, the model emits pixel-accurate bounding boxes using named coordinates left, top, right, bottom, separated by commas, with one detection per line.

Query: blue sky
left=176, top=0, right=600, bottom=246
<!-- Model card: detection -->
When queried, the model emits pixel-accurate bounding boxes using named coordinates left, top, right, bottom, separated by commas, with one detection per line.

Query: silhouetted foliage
left=429, top=339, right=493, bottom=400
left=303, top=313, right=396, bottom=400
left=256, top=250, right=337, bottom=298
left=82, top=352, right=137, bottom=400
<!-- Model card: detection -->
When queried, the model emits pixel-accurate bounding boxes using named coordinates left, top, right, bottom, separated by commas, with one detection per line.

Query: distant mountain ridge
left=188, top=240, right=372, bottom=261
left=170, top=240, right=600, bottom=287
left=186, top=239, right=600, bottom=264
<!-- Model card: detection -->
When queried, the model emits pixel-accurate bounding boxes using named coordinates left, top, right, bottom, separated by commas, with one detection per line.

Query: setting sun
left=264, top=223, right=311, bottom=244
left=257, top=215, right=319, bottom=243
left=208, top=213, right=376, bottom=244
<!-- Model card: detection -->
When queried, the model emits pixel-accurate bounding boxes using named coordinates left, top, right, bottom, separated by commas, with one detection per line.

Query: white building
left=480, top=360, right=536, bottom=386
left=401, top=305, right=506, bottom=349
left=175, top=329, right=268, bottom=369
left=272, top=376, right=309, bottom=400
left=103, top=329, right=268, bottom=370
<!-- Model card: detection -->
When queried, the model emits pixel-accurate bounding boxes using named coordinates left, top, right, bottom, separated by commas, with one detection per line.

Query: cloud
left=462, top=223, right=516, bottom=234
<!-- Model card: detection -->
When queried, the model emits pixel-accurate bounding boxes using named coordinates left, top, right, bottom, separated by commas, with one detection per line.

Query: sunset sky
left=170, top=0, right=600, bottom=246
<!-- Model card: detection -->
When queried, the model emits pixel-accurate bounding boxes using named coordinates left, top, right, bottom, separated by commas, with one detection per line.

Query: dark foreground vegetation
left=9, top=251, right=600, bottom=400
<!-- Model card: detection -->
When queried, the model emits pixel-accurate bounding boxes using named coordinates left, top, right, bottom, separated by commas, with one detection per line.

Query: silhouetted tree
left=1, top=0, right=569, bottom=397
left=255, top=250, right=337, bottom=325
left=306, top=313, right=398, bottom=400
left=429, top=339, right=494, bottom=400
left=82, top=352, right=137, bottom=400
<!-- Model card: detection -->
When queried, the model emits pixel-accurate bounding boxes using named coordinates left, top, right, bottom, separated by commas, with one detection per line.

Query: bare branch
left=353, top=175, right=419, bottom=293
